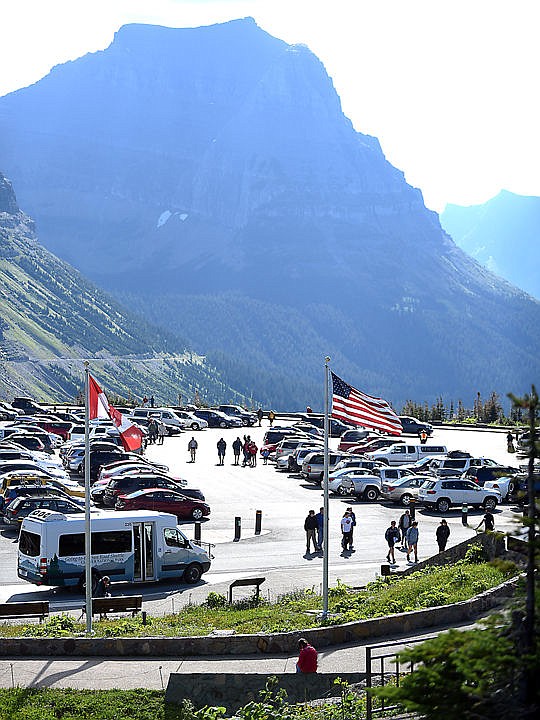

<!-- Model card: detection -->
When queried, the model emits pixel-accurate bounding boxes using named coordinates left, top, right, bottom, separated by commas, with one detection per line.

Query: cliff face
left=0, top=19, right=538, bottom=407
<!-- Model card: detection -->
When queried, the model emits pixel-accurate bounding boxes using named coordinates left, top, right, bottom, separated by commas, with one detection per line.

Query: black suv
left=102, top=473, right=200, bottom=507
left=3, top=495, right=83, bottom=530
left=217, top=405, right=257, bottom=427
left=85, top=449, right=125, bottom=479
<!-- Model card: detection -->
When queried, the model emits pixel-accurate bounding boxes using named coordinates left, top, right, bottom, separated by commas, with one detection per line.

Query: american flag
left=331, top=372, right=402, bottom=436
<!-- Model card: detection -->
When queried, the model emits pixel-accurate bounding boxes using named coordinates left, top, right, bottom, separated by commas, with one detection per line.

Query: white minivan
left=367, top=443, right=447, bottom=466
left=18, top=508, right=211, bottom=589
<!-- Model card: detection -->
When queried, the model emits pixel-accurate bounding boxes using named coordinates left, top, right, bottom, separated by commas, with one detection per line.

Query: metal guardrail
left=191, top=539, right=215, bottom=559
left=365, top=635, right=436, bottom=719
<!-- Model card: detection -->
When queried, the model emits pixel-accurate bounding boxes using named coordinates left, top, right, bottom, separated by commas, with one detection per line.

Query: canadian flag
left=88, top=375, right=143, bottom=452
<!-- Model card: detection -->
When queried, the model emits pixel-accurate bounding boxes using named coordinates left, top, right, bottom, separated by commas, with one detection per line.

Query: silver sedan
left=380, top=475, right=428, bottom=506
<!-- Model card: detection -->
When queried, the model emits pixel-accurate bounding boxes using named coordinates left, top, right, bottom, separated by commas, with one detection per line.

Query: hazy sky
left=1, top=0, right=538, bottom=211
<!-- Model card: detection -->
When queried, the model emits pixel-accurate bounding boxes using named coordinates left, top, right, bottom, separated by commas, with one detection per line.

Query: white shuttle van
left=17, top=509, right=211, bottom=589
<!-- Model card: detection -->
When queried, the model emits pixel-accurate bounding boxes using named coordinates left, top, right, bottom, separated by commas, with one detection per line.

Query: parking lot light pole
left=322, top=356, right=331, bottom=618
left=84, top=362, right=92, bottom=635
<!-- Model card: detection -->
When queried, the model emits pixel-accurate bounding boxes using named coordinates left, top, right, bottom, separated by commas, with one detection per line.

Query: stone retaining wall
left=0, top=574, right=518, bottom=657
left=165, top=672, right=366, bottom=714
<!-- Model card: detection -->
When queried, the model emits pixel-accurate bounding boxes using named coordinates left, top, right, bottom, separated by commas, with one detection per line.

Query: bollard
left=142, top=611, right=147, bottom=626
left=234, top=516, right=241, bottom=542
left=194, top=522, right=201, bottom=543
left=255, top=510, right=262, bottom=535
left=380, top=564, right=391, bottom=583
left=409, top=498, right=416, bottom=521
left=462, top=503, right=469, bottom=525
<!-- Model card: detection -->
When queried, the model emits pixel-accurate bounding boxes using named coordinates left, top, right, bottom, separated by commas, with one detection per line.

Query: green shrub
left=204, top=592, right=227, bottom=609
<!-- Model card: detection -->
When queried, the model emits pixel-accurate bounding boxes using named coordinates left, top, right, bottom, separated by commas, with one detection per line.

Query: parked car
left=348, top=437, right=397, bottom=454
left=193, top=409, right=242, bottom=428
left=367, top=443, right=447, bottom=466
left=0, top=460, right=68, bottom=481
left=97, top=458, right=169, bottom=482
left=1, top=483, right=80, bottom=509
left=398, top=416, right=433, bottom=436
left=115, top=488, right=210, bottom=520
left=10, top=397, right=44, bottom=415
left=79, top=449, right=126, bottom=479
left=217, top=405, right=257, bottom=427
left=433, top=457, right=516, bottom=478
left=282, top=444, right=325, bottom=473
left=2, top=434, right=46, bottom=454
left=102, top=473, right=194, bottom=507
left=329, top=471, right=382, bottom=501
left=417, top=478, right=500, bottom=513
left=337, top=429, right=378, bottom=452
left=170, top=411, right=208, bottom=430
left=3, top=495, right=86, bottom=530
left=304, top=416, right=355, bottom=437
left=380, top=475, right=428, bottom=505
left=301, top=451, right=351, bottom=484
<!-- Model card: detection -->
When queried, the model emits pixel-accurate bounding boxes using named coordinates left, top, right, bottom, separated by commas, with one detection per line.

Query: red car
left=115, top=488, right=210, bottom=520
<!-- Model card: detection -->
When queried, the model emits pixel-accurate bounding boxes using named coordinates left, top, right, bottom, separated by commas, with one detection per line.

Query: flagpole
left=84, top=362, right=92, bottom=634
left=322, top=356, right=331, bottom=618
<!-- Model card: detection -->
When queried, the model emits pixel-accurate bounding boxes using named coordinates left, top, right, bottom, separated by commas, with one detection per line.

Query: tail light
left=307, top=465, right=311, bottom=472
left=386, top=486, right=395, bottom=492
left=39, top=558, right=47, bottom=576
left=427, top=489, right=436, bottom=494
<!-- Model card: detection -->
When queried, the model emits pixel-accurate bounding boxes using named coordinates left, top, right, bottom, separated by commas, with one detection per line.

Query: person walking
left=346, top=506, right=356, bottom=548
left=232, top=437, right=242, bottom=466
left=419, top=429, right=428, bottom=445
left=406, top=521, right=419, bottom=563
left=147, top=418, right=158, bottom=445
left=149, top=395, right=155, bottom=408
left=188, top=436, right=198, bottom=462
left=296, top=638, right=318, bottom=673
left=217, top=438, right=226, bottom=466
left=341, top=510, right=354, bottom=552
left=398, top=509, right=412, bottom=550
left=315, top=506, right=324, bottom=552
left=475, top=510, right=495, bottom=532
left=436, top=519, right=450, bottom=552
left=268, top=410, right=275, bottom=426
left=506, top=431, right=515, bottom=453
left=242, top=436, right=251, bottom=467
left=257, top=408, right=264, bottom=426
left=261, top=447, right=270, bottom=464
left=157, top=421, right=166, bottom=445
left=304, top=510, right=318, bottom=554
left=385, top=520, right=401, bottom=564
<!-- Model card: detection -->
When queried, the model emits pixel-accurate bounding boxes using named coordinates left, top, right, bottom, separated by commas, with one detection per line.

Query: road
left=0, top=422, right=524, bottom=612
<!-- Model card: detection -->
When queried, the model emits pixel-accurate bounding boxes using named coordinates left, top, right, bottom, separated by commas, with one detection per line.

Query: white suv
left=418, top=478, right=500, bottom=513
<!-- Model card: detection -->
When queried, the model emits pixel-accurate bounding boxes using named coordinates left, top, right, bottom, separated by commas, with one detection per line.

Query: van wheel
left=183, top=563, right=202, bottom=584
left=364, top=487, right=379, bottom=502
left=400, top=493, right=412, bottom=506
left=191, top=507, right=204, bottom=520
left=190, top=422, right=200, bottom=431
left=483, top=497, right=497, bottom=511
left=507, top=481, right=516, bottom=499
left=436, top=498, right=450, bottom=513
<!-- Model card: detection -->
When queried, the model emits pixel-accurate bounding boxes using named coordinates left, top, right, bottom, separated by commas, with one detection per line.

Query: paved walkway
left=0, top=617, right=481, bottom=690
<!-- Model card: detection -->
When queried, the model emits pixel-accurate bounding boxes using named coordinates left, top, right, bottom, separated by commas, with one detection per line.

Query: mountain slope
left=0, top=19, right=538, bottom=408
left=0, top=172, right=243, bottom=405
left=441, top=190, right=540, bottom=299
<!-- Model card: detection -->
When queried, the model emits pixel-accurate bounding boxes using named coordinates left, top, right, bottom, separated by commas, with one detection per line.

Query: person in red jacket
left=296, top=638, right=318, bottom=673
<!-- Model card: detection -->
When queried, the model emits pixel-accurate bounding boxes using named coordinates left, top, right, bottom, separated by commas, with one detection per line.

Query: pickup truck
left=366, top=443, right=447, bottom=466
left=329, top=467, right=416, bottom=501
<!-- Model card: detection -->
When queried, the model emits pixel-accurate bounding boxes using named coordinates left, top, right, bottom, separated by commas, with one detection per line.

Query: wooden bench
left=0, top=600, right=49, bottom=623
left=228, top=577, right=265, bottom=604
left=81, top=595, right=143, bottom=618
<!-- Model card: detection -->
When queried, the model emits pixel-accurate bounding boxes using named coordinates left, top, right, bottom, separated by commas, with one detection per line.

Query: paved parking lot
left=0, top=422, right=524, bottom=612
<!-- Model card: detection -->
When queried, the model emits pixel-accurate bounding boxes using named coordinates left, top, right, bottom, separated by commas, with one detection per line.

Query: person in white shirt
left=341, top=511, right=354, bottom=552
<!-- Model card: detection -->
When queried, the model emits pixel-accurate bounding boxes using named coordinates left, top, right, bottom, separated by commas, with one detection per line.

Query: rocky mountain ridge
left=0, top=19, right=538, bottom=408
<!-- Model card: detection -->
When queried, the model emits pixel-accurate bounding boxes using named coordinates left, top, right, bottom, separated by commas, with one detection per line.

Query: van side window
left=164, top=528, right=189, bottom=548
left=59, top=530, right=132, bottom=556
